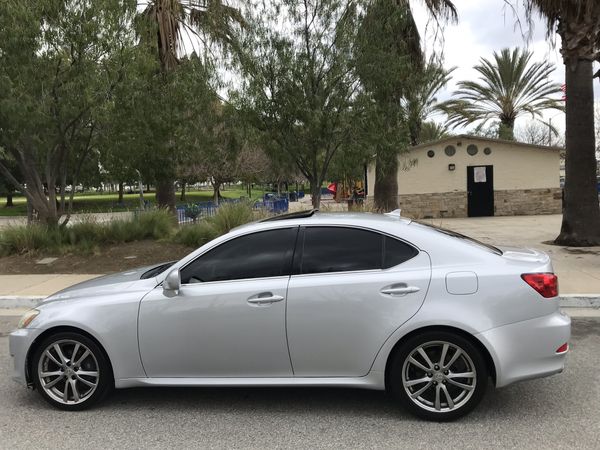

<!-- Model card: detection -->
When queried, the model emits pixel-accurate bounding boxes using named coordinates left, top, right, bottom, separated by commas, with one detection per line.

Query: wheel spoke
left=45, top=350, right=62, bottom=367
left=69, top=379, right=80, bottom=402
left=405, top=377, right=430, bottom=387
left=71, top=343, right=80, bottom=362
left=447, top=378, right=475, bottom=391
left=74, top=349, right=90, bottom=367
left=434, top=384, right=441, bottom=411
left=76, top=370, right=99, bottom=378
left=417, top=348, right=434, bottom=370
left=44, top=374, right=64, bottom=389
left=448, top=372, right=475, bottom=379
left=439, top=343, right=449, bottom=367
left=54, top=344, right=68, bottom=365
left=408, top=356, right=430, bottom=372
left=40, top=371, right=62, bottom=378
left=410, top=381, right=433, bottom=398
left=75, top=374, right=96, bottom=388
left=443, top=348, right=462, bottom=370
left=441, top=384, right=454, bottom=409
left=62, top=380, right=70, bottom=402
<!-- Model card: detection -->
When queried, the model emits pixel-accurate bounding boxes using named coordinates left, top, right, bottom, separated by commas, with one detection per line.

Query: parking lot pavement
left=1, top=316, right=599, bottom=450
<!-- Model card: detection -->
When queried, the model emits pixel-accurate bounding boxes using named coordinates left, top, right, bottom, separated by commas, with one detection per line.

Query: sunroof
left=260, top=209, right=319, bottom=222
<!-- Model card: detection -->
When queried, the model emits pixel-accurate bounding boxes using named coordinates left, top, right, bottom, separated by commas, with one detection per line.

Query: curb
left=1, top=294, right=599, bottom=309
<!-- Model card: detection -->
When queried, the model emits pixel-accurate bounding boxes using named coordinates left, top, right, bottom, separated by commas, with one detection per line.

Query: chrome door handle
left=380, top=286, right=420, bottom=296
left=247, top=294, right=285, bottom=305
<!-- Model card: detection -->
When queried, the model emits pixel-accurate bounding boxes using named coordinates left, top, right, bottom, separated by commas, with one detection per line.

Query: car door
left=138, top=227, right=298, bottom=378
left=286, top=226, right=431, bottom=377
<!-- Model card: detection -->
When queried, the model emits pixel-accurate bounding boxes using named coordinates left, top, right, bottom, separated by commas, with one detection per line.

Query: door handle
left=247, top=293, right=284, bottom=305
left=380, top=286, right=420, bottom=296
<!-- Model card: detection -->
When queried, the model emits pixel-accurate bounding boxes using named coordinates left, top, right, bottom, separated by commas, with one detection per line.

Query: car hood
left=41, top=264, right=161, bottom=304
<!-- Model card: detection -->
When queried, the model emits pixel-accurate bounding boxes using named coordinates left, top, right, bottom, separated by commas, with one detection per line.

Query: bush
left=0, top=209, right=176, bottom=256
left=171, top=202, right=258, bottom=248
left=172, top=220, right=218, bottom=248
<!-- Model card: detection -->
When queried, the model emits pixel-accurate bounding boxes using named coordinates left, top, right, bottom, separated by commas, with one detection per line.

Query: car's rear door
left=286, top=226, right=431, bottom=377
left=138, top=227, right=298, bottom=378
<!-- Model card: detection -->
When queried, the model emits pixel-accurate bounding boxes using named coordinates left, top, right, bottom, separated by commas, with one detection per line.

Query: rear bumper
left=477, top=310, right=571, bottom=388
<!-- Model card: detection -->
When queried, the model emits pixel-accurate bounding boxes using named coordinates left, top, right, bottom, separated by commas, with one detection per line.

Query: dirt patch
left=0, top=241, right=194, bottom=274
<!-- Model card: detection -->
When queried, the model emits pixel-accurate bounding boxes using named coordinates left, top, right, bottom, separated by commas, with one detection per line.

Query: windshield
left=141, top=261, right=177, bottom=279
left=413, top=221, right=503, bottom=255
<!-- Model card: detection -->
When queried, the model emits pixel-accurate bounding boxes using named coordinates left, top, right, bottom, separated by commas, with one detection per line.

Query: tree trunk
left=180, top=181, right=186, bottom=201
left=5, top=192, right=13, bottom=207
left=155, top=179, right=176, bottom=211
left=373, top=155, right=399, bottom=212
left=555, top=59, right=600, bottom=246
left=310, top=180, right=321, bottom=209
left=118, top=182, right=124, bottom=203
left=212, top=180, right=221, bottom=206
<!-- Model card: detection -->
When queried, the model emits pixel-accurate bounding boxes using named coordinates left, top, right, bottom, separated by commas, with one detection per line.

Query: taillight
left=521, top=273, right=558, bottom=298
left=556, top=343, right=569, bottom=354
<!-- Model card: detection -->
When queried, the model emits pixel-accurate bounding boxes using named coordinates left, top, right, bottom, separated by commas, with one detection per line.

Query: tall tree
left=442, top=48, right=564, bottom=140
left=139, top=0, right=244, bottom=210
left=0, top=0, right=136, bottom=226
left=240, top=0, right=362, bottom=209
left=354, top=0, right=455, bottom=211
left=509, top=1, right=600, bottom=246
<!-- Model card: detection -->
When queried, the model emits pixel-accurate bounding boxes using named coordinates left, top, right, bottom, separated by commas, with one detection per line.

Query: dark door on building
left=467, top=165, right=494, bottom=217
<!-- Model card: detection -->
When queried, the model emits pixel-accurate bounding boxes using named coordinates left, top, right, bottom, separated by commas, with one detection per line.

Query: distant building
left=366, top=135, right=562, bottom=218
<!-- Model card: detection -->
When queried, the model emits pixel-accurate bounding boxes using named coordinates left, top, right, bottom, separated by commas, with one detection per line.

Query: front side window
left=180, top=228, right=298, bottom=283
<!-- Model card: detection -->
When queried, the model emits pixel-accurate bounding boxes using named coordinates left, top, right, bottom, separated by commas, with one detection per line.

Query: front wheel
left=32, top=332, right=112, bottom=410
left=389, top=331, right=488, bottom=421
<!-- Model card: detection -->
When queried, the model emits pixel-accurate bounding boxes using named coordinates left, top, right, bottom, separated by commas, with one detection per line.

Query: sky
left=411, top=0, right=600, bottom=136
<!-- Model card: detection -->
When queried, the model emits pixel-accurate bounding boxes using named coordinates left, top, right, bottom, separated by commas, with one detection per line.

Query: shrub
left=172, top=221, right=218, bottom=248
left=0, top=209, right=176, bottom=256
left=208, top=202, right=255, bottom=235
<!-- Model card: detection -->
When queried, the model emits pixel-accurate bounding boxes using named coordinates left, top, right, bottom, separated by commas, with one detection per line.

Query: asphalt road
left=1, top=315, right=599, bottom=450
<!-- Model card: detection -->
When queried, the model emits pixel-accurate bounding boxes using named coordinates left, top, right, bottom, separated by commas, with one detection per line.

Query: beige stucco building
left=366, top=135, right=562, bottom=218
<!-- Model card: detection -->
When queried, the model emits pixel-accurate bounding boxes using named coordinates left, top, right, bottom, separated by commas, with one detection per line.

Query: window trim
left=293, top=225, right=419, bottom=277
left=179, top=226, right=300, bottom=285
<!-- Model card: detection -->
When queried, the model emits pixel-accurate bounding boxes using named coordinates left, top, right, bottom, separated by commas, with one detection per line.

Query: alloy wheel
left=401, top=341, right=476, bottom=413
left=37, top=339, right=100, bottom=405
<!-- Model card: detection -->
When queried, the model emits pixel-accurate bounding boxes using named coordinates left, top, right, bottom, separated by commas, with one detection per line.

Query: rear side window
left=383, top=236, right=419, bottom=268
left=180, top=228, right=297, bottom=283
left=299, top=227, right=417, bottom=274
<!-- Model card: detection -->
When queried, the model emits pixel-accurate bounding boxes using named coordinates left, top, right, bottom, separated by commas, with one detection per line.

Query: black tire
left=388, top=330, right=488, bottom=421
left=31, top=331, right=112, bottom=411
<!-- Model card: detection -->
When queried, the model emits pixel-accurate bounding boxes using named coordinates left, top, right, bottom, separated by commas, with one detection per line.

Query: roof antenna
left=384, top=209, right=402, bottom=218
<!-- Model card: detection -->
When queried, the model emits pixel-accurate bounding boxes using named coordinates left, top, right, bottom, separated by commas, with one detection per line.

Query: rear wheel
left=389, top=331, right=488, bottom=421
left=32, top=332, right=112, bottom=410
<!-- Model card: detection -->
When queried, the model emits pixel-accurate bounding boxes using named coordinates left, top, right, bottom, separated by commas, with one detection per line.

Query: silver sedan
left=9, top=211, right=570, bottom=420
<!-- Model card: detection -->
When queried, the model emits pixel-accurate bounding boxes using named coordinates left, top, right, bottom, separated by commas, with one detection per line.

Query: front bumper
left=9, top=327, right=44, bottom=386
left=477, top=310, right=571, bottom=388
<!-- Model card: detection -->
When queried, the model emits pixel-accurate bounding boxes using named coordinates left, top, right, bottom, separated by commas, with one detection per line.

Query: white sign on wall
left=474, top=166, right=487, bottom=183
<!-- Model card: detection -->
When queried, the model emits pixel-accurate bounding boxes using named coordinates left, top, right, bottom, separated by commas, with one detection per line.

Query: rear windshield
left=413, top=221, right=503, bottom=255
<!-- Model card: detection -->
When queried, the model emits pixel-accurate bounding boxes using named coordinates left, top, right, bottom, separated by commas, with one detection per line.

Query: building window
left=444, top=145, right=456, bottom=156
left=427, top=150, right=435, bottom=158
left=467, top=144, right=478, bottom=156
left=484, top=147, right=492, bottom=155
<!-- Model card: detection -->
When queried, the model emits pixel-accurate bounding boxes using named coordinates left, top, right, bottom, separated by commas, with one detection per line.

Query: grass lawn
left=0, top=186, right=267, bottom=217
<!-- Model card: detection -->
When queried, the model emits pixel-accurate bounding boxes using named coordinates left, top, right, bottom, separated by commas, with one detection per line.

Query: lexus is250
left=9, top=210, right=570, bottom=420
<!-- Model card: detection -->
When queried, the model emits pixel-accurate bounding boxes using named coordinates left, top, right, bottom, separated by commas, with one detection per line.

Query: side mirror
left=163, top=268, right=181, bottom=295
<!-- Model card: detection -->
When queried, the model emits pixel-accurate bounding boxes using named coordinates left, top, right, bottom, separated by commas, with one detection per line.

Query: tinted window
left=181, top=228, right=297, bottom=283
left=383, top=237, right=419, bottom=268
left=300, top=227, right=383, bottom=274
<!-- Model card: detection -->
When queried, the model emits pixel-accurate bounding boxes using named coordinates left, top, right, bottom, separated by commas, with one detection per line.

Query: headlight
left=18, top=309, right=40, bottom=329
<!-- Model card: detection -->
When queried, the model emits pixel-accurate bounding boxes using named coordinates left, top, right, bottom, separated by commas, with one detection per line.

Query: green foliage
left=172, top=202, right=256, bottom=248
left=0, top=209, right=175, bottom=256
left=441, top=48, right=564, bottom=139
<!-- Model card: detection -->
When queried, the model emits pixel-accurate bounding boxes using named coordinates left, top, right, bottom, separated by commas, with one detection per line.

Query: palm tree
left=513, top=0, right=600, bottom=246
left=441, top=48, right=564, bottom=140
left=140, top=0, right=244, bottom=210
left=402, top=62, right=454, bottom=145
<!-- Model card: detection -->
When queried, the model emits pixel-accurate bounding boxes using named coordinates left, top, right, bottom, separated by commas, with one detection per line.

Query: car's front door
left=286, top=226, right=431, bottom=377
left=138, top=227, right=298, bottom=378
